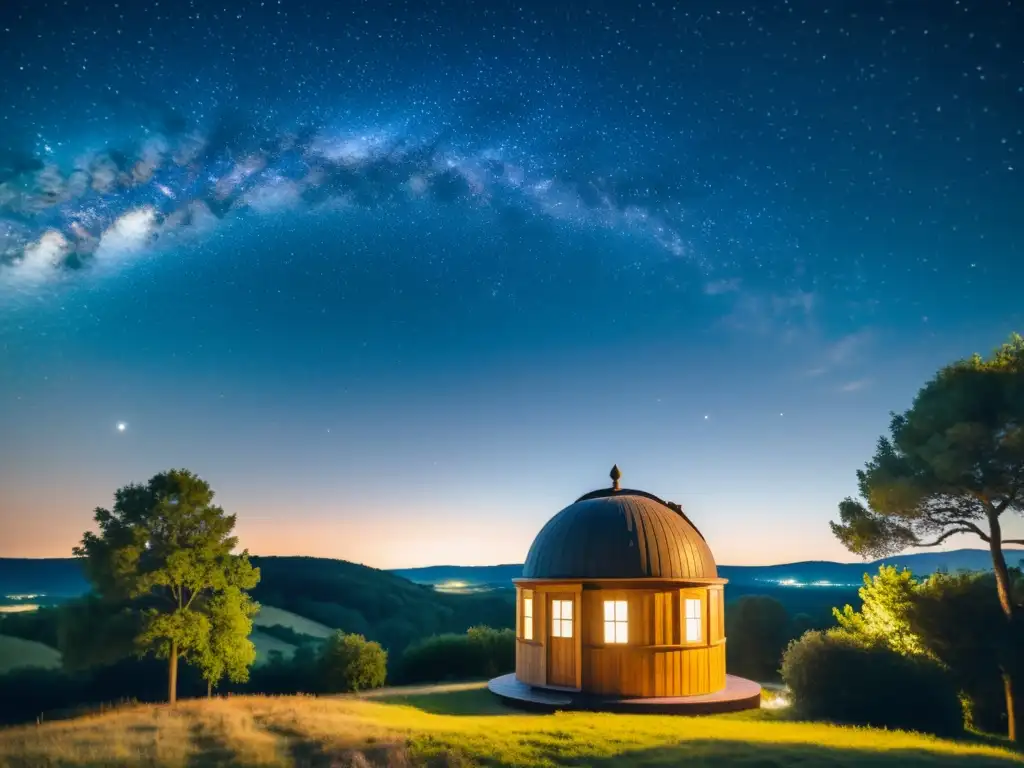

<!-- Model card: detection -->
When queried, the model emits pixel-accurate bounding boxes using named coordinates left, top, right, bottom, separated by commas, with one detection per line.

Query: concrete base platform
left=487, top=673, right=761, bottom=715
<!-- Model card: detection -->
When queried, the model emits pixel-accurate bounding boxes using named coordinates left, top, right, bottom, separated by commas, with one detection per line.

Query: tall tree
left=830, top=333, right=1024, bottom=741
left=74, top=469, right=260, bottom=704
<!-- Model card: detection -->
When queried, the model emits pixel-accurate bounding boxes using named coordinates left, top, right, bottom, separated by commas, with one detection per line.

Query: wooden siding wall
left=583, top=640, right=726, bottom=697
left=515, top=582, right=726, bottom=696
left=515, top=585, right=547, bottom=686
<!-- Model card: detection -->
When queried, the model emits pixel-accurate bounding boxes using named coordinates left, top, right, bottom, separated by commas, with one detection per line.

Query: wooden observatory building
left=506, top=466, right=736, bottom=703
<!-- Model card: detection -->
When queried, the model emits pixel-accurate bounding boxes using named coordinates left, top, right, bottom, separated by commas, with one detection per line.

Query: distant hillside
left=0, top=558, right=88, bottom=598
left=0, top=555, right=516, bottom=655
left=4, top=548, right=1021, bottom=601
left=391, top=548, right=1024, bottom=588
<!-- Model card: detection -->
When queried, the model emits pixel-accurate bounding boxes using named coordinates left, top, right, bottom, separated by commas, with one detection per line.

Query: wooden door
left=546, top=593, right=576, bottom=688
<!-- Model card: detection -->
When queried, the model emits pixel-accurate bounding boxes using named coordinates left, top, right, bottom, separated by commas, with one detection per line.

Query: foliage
left=830, top=333, right=1024, bottom=562
left=242, top=644, right=322, bottom=695
left=829, top=333, right=1024, bottom=741
left=827, top=566, right=1024, bottom=735
left=781, top=630, right=964, bottom=737
left=195, top=586, right=258, bottom=694
left=250, top=556, right=514, bottom=655
left=1, top=688, right=1020, bottom=768
left=56, top=595, right=141, bottom=671
left=724, top=595, right=793, bottom=681
left=832, top=566, right=927, bottom=656
left=73, top=469, right=260, bottom=703
left=0, top=606, right=60, bottom=648
left=320, top=632, right=387, bottom=693
left=909, top=570, right=1024, bottom=734
left=0, top=656, right=208, bottom=725
left=397, top=625, right=515, bottom=684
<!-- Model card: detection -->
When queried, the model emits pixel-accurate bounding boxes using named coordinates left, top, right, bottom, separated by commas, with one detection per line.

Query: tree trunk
left=987, top=512, right=1019, bottom=743
left=207, top=679, right=213, bottom=699
left=168, top=641, right=178, bottom=705
left=1004, top=671, right=1019, bottom=745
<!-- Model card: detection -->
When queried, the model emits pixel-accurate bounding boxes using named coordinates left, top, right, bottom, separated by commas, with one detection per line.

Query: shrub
left=320, top=632, right=387, bottom=693
left=781, top=630, right=963, bottom=737
left=725, top=595, right=791, bottom=681
left=397, top=626, right=514, bottom=684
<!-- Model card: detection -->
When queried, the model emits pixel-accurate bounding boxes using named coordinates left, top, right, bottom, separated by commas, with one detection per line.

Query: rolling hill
left=5, top=548, right=1019, bottom=603
left=0, top=685, right=1018, bottom=767
left=391, top=548, right=1024, bottom=588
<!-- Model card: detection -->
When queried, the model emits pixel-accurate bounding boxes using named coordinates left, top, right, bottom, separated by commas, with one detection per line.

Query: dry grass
left=0, top=685, right=1021, bottom=767
left=0, top=635, right=62, bottom=674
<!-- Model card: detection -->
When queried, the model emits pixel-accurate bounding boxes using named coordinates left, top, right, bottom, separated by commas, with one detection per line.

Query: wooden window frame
left=602, top=599, right=628, bottom=644
left=522, top=592, right=534, bottom=641
left=551, top=598, right=574, bottom=638
left=681, top=589, right=707, bottom=646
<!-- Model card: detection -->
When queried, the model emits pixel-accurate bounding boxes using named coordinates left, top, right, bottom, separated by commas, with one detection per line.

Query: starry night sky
left=1, top=0, right=1022, bottom=568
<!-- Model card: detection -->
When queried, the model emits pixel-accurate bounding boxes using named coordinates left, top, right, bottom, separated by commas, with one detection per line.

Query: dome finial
left=610, top=464, right=622, bottom=491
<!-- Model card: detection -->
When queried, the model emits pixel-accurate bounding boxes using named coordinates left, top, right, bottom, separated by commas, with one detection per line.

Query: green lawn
left=1, top=683, right=1019, bottom=767
left=0, top=634, right=61, bottom=674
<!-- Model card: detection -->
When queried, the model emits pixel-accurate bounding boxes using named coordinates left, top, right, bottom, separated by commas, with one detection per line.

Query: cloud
left=823, top=331, right=872, bottom=367
left=838, top=378, right=871, bottom=393
left=719, top=289, right=816, bottom=341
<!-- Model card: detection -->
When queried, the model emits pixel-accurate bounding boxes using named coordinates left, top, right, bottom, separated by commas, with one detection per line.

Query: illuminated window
left=603, top=600, right=628, bottom=644
left=551, top=599, right=573, bottom=638
left=522, top=595, right=534, bottom=640
left=685, top=598, right=702, bottom=642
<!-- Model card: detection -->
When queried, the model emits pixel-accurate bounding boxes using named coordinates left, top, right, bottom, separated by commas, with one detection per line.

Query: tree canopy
left=74, top=469, right=260, bottom=703
left=320, top=632, right=387, bottom=693
left=830, top=565, right=1024, bottom=735
left=831, top=333, right=1024, bottom=561
left=830, top=333, right=1024, bottom=741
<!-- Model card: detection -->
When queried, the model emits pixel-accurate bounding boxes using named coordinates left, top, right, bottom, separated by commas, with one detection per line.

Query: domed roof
left=522, top=468, right=718, bottom=581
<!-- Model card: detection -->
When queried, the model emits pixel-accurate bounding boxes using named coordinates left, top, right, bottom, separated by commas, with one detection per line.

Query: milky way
left=0, top=114, right=704, bottom=291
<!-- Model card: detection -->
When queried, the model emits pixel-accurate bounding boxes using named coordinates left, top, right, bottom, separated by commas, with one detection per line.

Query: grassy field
left=0, top=684, right=1019, bottom=767
left=253, top=606, right=334, bottom=638
left=0, top=634, right=61, bottom=674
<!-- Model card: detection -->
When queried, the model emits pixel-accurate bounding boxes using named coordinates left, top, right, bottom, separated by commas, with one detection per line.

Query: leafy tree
left=833, top=566, right=925, bottom=657
left=320, top=632, right=387, bottom=693
left=196, top=586, right=259, bottom=697
left=910, top=570, right=1024, bottom=734
left=56, top=596, right=141, bottom=671
left=830, top=564, right=1024, bottom=734
left=73, top=469, right=260, bottom=704
left=830, top=333, right=1024, bottom=741
left=397, top=626, right=514, bottom=684
left=724, top=595, right=791, bottom=681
